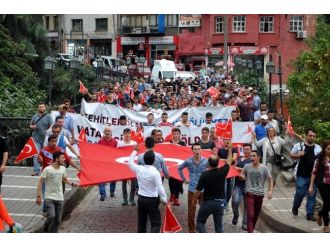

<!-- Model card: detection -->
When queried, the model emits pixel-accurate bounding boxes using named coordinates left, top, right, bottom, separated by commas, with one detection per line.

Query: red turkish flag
left=215, top=119, right=233, bottom=139
left=77, top=142, right=240, bottom=187
left=207, top=86, right=220, bottom=99
left=14, top=137, right=38, bottom=164
left=79, top=80, right=88, bottom=94
left=78, top=128, right=87, bottom=142
left=0, top=196, right=15, bottom=231
left=164, top=132, right=173, bottom=142
left=287, top=116, right=294, bottom=137
left=131, top=128, right=144, bottom=144
left=160, top=204, right=182, bottom=233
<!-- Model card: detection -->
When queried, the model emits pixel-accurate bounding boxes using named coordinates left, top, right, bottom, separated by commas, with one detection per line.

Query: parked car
left=128, top=64, right=151, bottom=79
left=100, top=56, right=122, bottom=73
left=53, top=53, right=72, bottom=68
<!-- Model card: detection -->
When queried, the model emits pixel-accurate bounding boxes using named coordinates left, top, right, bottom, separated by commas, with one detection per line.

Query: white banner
left=80, top=99, right=235, bottom=127
left=61, top=100, right=255, bottom=146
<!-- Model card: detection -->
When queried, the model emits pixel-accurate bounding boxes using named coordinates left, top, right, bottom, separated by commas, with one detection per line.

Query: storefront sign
left=149, top=36, right=174, bottom=44
left=121, top=37, right=145, bottom=45
left=230, top=46, right=269, bottom=55
left=205, top=48, right=224, bottom=55
left=179, top=15, right=201, bottom=27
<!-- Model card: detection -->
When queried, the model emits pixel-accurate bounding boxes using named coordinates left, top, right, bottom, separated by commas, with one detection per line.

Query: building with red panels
left=178, top=14, right=317, bottom=86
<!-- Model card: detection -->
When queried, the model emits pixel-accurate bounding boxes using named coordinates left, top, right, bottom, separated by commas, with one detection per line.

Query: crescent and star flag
left=14, top=137, right=38, bottom=164
left=160, top=204, right=182, bottom=233
left=206, top=86, right=220, bottom=99
left=131, top=127, right=144, bottom=144
left=78, top=142, right=241, bottom=187
left=215, top=119, right=233, bottom=139
left=79, top=80, right=88, bottom=94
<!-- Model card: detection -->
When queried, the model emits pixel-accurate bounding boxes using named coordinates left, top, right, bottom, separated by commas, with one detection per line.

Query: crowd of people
left=0, top=68, right=329, bottom=234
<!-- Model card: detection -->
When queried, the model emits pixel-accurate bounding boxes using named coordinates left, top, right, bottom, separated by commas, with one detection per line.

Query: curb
left=30, top=186, right=92, bottom=233
left=260, top=207, right=307, bottom=233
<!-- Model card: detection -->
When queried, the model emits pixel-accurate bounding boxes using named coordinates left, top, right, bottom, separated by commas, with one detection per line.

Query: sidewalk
left=1, top=165, right=89, bottom=233
left=260, top=171, right=323, bottom=233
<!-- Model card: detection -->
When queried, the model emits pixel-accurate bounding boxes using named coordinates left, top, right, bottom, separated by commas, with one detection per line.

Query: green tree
left=287, top=15, right=330, bottom=141
left=0, top=23, right=46, bottom=117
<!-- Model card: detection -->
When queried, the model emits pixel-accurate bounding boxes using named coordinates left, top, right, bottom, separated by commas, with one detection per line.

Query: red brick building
left=177, top=14, right=317, bottom=86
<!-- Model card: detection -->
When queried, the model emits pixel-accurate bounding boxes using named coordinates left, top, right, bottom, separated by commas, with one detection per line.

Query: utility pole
left=223, top=15, right=228, bottom=74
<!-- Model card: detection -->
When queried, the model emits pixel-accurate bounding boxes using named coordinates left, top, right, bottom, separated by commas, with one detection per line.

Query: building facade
left=178, top=14, right=317, bottom=86
left=44, top=14, right=117, bottom=64
left=116, top=15, right=202, bottom=66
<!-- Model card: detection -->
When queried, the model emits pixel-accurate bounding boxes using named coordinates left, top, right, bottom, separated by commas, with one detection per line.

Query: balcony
left=120, top=25, right=163, bottom=36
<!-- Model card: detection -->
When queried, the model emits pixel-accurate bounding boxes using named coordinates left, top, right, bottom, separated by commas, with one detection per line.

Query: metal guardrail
left=0, top=117, right=32, bottom=165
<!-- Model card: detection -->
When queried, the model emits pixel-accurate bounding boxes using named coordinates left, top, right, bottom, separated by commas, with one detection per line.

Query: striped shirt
left=312, top=159, right=330, bottom=185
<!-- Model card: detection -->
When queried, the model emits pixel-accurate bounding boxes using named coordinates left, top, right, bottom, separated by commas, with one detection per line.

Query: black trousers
left=137, top=195, right=161, bottom=233
left=169, top=178, right=182, bottom=199
left=318, top=183, right=330, bottom=227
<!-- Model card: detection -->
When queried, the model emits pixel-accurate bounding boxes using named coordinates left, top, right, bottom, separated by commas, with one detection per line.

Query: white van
left=151, top=59, right=177, bottom=85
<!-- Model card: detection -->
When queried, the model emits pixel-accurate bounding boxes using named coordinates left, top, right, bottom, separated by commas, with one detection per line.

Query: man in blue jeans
left=97, top=127, right=118, bottom=201
left=193, top=143, right=232, bottom=233
left=291, top=128, right=321, bottom=221
left=231, top=143, right=252, bottom=231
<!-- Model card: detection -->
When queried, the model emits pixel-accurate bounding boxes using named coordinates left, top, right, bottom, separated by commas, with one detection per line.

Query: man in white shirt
left=128, top=145, right=167, bottom=233
left=175, top=111, right=193, bottom=127
left=36, top=151, right=78, bottom=232
left=267, top=111, right=280, bottom=134
left=132, top=97, right=143, bottom=112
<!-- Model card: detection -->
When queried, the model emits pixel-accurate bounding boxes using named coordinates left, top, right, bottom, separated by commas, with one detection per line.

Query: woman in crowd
left=308, top=140, right=330, bottom=233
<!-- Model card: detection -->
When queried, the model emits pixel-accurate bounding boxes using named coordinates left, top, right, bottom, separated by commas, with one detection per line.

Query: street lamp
left=266, top=58, right=275, bottom=111
left=137, top=57, right=146, bottom=78
left=96, top=57, right=104, bottom=80
left=247, top=59, right=253, bottom=84
left=44, top=56, right=56, bottom=107
left=241, top=59, right=247, bottom=78
left=69, top=57, right=81, bottom=105
left=255, top=60, right=262, bottom=89
left=235, top=57, right=242, bottom=81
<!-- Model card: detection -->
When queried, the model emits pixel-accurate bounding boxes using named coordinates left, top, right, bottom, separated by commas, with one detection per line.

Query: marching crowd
left=1, top=69, right=330, bottom=234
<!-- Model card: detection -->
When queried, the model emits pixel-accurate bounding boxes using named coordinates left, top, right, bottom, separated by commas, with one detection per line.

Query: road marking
left=271, top=198, right=294, bottom=200
left=2, top=185, right=72, bottom=190
left=2, top=198, right=35, bottom=202
left=4, top=174, right=79, bottom=180
left=270, top=209, right=293, bottom=212
left=9, top=213, right=43, bottom=218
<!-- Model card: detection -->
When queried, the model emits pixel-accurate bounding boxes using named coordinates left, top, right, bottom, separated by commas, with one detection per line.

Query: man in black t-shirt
left=198, top=127, right=216, bottom=152
left=291, top=128, right=322, bottom=221
left=0, top=136, right=9, bottom=193
left=193, top=145, right=232, bottom=233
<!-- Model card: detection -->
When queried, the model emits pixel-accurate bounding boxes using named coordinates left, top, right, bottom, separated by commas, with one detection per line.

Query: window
left=150, top=14, right=157, bottom=26
left=72, top=19, right=83, bottom=32
left=45, top=16, right=50, bottom=30
left=166, top=14, right=178, bottom=27
left=290, top=16, right=304, bottom=32
left=215, top=16, right=224, bottom=33
left=54, top=16, right=59, bottom=30
left=96, top=18, right=108, bottom=31
left=259, top=16, right=274, bottom=32
left=233, top=16, right=246, bottom=32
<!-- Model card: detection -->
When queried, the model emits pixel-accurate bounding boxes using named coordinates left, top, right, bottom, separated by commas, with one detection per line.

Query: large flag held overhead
left=78, top=142, right=241, bottom=187
left=160, top=204, right=182, bottom=233
left=14, top=137, right=39, bottom=164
